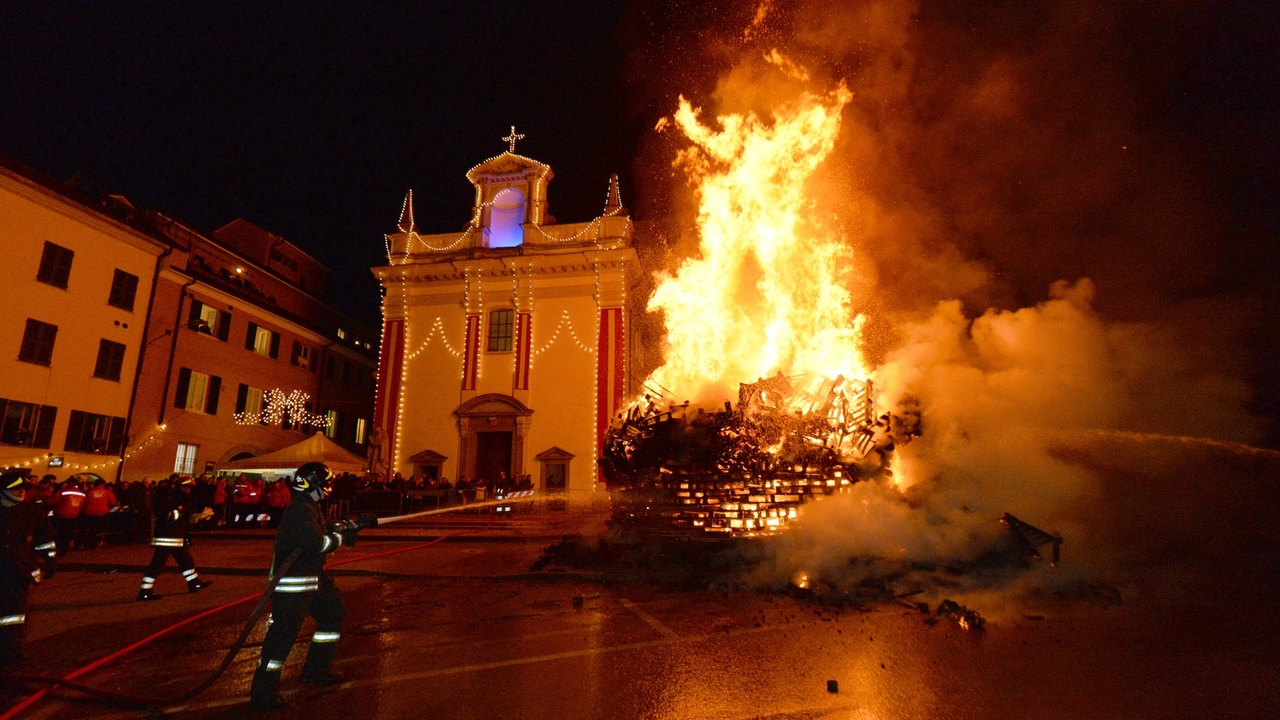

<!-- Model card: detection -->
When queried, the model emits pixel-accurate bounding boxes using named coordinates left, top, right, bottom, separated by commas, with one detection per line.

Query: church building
left=371, top=136, right=637, bottom=505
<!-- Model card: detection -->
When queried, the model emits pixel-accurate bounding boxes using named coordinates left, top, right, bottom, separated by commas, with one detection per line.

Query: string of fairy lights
left=233, top=389, right=329, bottom=428
left=3, top=424, right=167, bottom=473
left=373, top=135, right=632, bottom=481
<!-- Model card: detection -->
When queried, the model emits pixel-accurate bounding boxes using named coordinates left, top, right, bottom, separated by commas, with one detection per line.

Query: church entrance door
left=475, top=431, right=513, bottom=483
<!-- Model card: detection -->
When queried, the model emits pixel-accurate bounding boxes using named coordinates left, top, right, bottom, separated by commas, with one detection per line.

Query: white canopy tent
left=218, top=432, right=367, bottom=477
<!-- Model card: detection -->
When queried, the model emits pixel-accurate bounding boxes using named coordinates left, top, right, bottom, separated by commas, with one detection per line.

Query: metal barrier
left=352, top=490, right=404, bottom=516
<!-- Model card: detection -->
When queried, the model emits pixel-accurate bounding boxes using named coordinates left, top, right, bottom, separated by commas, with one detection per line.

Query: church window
left=487, top=188, right=526, bottom=248
left=487, top=309, right=514, bottom=352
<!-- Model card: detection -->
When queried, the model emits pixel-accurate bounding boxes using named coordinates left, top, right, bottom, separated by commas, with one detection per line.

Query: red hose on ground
left=0, top=520, right=495, bottom=720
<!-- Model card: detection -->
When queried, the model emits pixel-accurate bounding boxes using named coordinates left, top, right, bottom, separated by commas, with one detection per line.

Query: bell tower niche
left=465, top=127, right=553, bottom=249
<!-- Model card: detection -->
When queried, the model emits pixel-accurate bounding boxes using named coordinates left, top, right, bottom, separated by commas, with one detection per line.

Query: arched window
left=487, top=188, right=526, bottom=248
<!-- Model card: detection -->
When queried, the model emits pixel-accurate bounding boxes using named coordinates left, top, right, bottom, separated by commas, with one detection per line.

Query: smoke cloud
left=619, top=0, right=1277, bottom=596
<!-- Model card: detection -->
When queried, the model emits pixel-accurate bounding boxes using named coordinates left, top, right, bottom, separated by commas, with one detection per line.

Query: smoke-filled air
left=628, top=0, right=1276, bottom=602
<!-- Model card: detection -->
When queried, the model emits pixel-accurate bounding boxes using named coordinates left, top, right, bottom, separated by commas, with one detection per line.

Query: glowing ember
left=648, top=82, right=866, bottom=403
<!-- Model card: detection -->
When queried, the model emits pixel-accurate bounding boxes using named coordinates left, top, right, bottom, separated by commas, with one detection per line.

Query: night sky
left=3, top=1, right=1278, bottom=440
left=0, top=1, right=639, bottom=326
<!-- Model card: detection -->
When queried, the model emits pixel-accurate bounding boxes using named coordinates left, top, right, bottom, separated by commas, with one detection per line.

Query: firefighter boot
left=136, top=589, right=161, bottom=601
left=299, top=639, right=342, bottom=685
left=187, top=578, right=213, bottom=593
left=249, top=665, right=284, bottom=713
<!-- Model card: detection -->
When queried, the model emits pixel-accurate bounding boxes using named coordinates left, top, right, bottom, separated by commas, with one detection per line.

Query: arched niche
left=487, top=187, right=526, bottom=248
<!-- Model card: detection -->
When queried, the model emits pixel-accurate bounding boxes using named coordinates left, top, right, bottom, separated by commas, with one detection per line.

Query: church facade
left=370, top=145, right=637, bottom=505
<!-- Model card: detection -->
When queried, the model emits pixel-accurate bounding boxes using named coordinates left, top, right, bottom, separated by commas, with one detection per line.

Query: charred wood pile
left=601, top=373, right=922, bottom=538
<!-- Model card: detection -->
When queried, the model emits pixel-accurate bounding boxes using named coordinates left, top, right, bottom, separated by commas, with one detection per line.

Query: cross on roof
left=502, top=126, right=525, bottom=153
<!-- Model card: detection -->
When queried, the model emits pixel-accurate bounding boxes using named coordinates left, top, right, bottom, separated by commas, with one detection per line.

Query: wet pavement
left=3, top=511, right=1278, bottom=720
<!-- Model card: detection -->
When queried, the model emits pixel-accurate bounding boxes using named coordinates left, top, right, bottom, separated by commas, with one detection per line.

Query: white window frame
left=174, top=442, right=199, bottom=474
left=185, top=371, right=210, bottom=412
left=244, top=386, right=264, bottom=418
left=252, top=326, right=273, bottom=356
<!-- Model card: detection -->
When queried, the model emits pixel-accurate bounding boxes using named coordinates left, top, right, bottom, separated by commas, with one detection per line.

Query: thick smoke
left=620, top=0, right=1276, bottom=596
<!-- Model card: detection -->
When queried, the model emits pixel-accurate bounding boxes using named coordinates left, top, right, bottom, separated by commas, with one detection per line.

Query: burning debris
left=601, top=374, right=921, bottom=538
left=1001, top=513, right=1064, bottom=566
left=928, top=599, right=986, bottom=632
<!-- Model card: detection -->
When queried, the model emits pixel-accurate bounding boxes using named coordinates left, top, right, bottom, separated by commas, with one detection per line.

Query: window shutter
left=206, top=375, right=222, bottom=415
left=245, top=323, right=258, bottom=350
left=188, top=300, right=202, bottom=327
left=64, top=411, right=86, bottom=452
left=217, top=311, right=231, bottom=341
left=34, top=406, right=57, bottom=449
left=235, top=384, right=248, bottom=414
left=106, top=417, right=127, bottom=454
left=174, top=368, right=191, bottom=409
left=269, top=332, right=280, bottom=359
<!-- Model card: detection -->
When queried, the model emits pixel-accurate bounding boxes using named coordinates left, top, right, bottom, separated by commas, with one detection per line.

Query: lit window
left=337, top=328, right=347, bottom=340
left=174, top=443, right=199, bottom=474
left=185, top=371, right=209, bottom=411
left=200, top=303, right=221, bottom=331
left=325, top=410, right=338, bottom=439
left=355, top=418, right=368, bottom=445
left=236, top=385, right=264, bottom=419
left=487, top=309, right=514, bottom=352
left=65, top=410, right=126, bottom=454
left=245, top=323, right=279, bottom=357
left=175, top=368, right=221, bottom=415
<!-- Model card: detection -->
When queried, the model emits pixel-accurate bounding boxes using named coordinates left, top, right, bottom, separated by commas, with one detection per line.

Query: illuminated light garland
left=404, top=317, right=463, bottom=360
left=11, top=424, right=170, bottom=473
left=234, top=390, right=329, bottom=428
left=531, top=310, right=595, bottom=356
left=393, top=274, right=409, bottom=473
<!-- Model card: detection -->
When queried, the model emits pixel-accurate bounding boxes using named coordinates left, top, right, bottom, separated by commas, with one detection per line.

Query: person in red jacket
left=230, top=475, right=261, bottom=526
left=80, top=479, right=120, bottom=550
left=211, top=476, right=228, bottom=527
left=50, top=478, right=86, bottom=553
left=263, top=479, right=290, bottom=528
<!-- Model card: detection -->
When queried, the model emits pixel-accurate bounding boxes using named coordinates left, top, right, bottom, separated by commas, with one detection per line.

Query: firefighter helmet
left=1, top=470, right=32, bottom=504
left=290, top=462, right=333, bottom=500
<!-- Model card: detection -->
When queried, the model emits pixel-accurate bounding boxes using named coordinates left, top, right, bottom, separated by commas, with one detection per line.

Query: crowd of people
left=8, top=469, right=537, bottom=552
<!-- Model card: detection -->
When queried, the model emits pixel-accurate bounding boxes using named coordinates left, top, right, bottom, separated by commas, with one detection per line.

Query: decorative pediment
left=408, top=448, right=448, bottom=464
left=456, top=393, right=533, bottom=417
left=535, top=446, right=575, bottom=462
left=466, top=152, right=551, bottom=182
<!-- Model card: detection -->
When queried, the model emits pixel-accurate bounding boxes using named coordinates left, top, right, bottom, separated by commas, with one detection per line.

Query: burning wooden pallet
left=602, top=374, right=919, bottom=538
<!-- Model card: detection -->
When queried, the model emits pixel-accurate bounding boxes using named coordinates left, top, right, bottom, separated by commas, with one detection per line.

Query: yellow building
left=0, top=158, right=168, bottom=474
left=372, top=145, right=637, bottom=505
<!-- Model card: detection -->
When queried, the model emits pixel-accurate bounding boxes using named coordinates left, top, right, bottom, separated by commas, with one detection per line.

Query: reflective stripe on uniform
left=264, top=659, right=283, bottom=671
left=182, top=569, right=198, bottom=579
left=311, top=631, right=340, bottom=643
left=31, top=569, right=41, bottom=582
left=141, top=576, right=155, bottom=589
left=34, top=542, right=56, bottom=551
left=0, top=615, right=25, bottom=626
left=151, top=538, right=185, bottom=547
left=275, top=575, right=320, bottom=593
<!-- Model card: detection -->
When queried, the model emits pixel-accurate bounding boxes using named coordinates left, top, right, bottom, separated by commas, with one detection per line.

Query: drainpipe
left=157, top=277, right=198, bottom=426
left=116, top=246, right=172, bottom=482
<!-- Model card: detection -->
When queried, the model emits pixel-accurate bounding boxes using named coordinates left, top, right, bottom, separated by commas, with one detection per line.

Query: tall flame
left=648, top=84, right=866, bottom=401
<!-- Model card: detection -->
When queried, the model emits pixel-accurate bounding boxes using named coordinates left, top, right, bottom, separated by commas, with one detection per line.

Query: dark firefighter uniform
left=138, top=477, right=212, bottom=600
left=1, top=471, right=56, bottom=665
left=250, top=462, right=360, bottom=713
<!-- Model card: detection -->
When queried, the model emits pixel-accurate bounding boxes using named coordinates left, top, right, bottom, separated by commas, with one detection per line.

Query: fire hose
left=0, top=494, right=531, bottom=717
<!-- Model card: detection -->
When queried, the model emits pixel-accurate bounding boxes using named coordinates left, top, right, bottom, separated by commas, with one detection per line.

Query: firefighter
left=250, top=462, right=363, bottom=712
left=0, top=470, right=56, bottom=665
left=137, top=476, right=213, bottom=600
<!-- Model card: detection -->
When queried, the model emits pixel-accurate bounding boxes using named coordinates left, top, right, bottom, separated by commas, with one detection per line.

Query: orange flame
left=648, top=83, right=867, bottom=402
